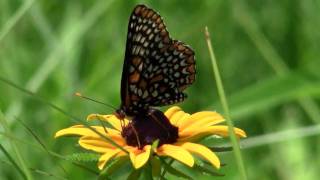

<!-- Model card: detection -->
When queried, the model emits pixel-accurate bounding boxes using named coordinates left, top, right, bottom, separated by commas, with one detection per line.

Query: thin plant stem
left=0, top=110, right=32, bottom=180
left=0, top=77, right=128, bottom=154
left=0, top=144, right=27, bottom=180
left=0, top=0, right=34, bottom=42
left=160, top=159, right=174, bottom=178
left=0, top=0, right=35, bottom=42
left=205, top=27, right=247, bottom=180
left=233, top=2, right=320, bottom=124
left=5, top=0, right=116, bottom=122
left=241, top=124, right=320, bottom=149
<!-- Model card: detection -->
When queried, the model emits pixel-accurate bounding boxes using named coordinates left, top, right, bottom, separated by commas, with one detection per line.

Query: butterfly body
left=116, top=4, right=196, bottom=119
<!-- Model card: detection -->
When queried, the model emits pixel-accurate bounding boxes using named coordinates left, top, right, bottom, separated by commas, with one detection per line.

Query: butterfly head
left=114, top=108, right=126, bottom=120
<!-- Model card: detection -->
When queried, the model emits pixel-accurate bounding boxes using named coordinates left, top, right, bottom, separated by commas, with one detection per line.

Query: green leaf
left=99, top=156, right=129, bottom=179
left=142, top=162, right=153, bottom=180
left=209, top=146, right=233, bottom=152
left=160, top=159, right=193, bottom=180
left=193, top=164, right=224, bottom=177
left=211, top=73, right=320, bottom=119
left=64, top=152, right=99, bottom=162
left=151, top=139, right=160, bottom=151
left=0, top=109, right=31, bottom=179
left=127, top=169, right=142, bottom=180
left=151, top=157, right=161, bottom=178
left=0, top=144, right=27, bottom=180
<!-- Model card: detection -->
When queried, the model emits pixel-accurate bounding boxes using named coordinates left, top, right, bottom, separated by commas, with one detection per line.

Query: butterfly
left=114, top=4, right=196, bottom=121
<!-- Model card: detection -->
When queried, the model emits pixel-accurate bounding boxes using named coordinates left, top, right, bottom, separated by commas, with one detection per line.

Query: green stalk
left=233, top=1, right=320, bottom=124
left=0, top=110, right=33, bottom=180
left=204, top=27, right=247, bottom=180
left=0, top=77, right=128, bottom=154
left=0, top=0, right=35, bottom=42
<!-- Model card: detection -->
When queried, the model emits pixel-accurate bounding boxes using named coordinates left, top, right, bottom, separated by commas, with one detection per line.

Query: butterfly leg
left=129, top=122, right=142, bottom=149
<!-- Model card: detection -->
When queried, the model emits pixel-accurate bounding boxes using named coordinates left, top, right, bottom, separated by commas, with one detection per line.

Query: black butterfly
left=115, top=4, right=196, bottom=120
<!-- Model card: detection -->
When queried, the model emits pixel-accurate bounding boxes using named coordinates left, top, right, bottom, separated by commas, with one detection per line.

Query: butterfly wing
left=120, top=5, right=196, bottom=115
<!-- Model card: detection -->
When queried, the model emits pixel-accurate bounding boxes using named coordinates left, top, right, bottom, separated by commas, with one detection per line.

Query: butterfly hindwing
left=121, top=4, right=196, bottom=115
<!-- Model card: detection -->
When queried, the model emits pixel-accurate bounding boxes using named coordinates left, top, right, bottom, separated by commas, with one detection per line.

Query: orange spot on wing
left=132, top=57, right=142, bottom=67
left=185, top=48, right=193, bottom=55
left=150, top=75, right=164, bottom=84
left=160, top=29, right=167, bottom=36
left=179, top=85, right=188, bottom=91
left=130, top=71, right=140, bottom=83
left=187, top=65, right=195, bottom=74
left=188, top=74, right=195, bottom=83
left=158, top=23, right=164, bottom=29
left=156, top=17, right=162, bottom=24
left=131, top=95, right=139, bottom=101
left=139, top=79, right=147, bottom=89
left=152, top=14, right=158, bottom=20
left=147, top=10, right=154, bottom=18
left=178, top=44, right=186, bottom=51
left=135, top=6, right=142, bottom=14
left=186, top=56, right=194, bottom=64
left=142, top=9, right=148, bottom=17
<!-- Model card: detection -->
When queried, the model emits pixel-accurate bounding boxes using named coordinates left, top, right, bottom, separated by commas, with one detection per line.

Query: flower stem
left=0, top=77, right=128, bottom=154
left=204, top=26, right=247, bottom=180
left=0, top=110, right=32, bottom=180
left=0, top=0, right=35, bottom=42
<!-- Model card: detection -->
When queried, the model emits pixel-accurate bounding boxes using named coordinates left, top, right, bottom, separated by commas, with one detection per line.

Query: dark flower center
left=121, top=108, right=178, bottom=149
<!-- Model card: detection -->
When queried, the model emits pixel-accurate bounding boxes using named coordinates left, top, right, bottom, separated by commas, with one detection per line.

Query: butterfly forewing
left=121, top=4, right=196, bottom=115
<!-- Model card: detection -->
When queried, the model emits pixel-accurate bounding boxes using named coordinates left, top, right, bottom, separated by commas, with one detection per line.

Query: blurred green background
left=1, top=0, right=320, bottom=179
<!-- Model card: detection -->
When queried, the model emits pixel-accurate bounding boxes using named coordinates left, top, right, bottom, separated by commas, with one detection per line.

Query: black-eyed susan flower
left=55, top=106, right=246, bottom=171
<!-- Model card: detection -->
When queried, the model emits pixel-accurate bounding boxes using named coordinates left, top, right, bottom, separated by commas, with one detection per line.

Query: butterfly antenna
left=74, top=92, right=117, bottom=110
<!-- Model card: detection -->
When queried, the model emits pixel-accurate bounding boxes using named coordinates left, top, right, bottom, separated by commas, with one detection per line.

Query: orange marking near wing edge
left=186, top=56, right=194, bottom=64
left=150, top=75, right=164, bottom=84
left=135, top=6, right=142, bottom=14
left=178, top=85, right=188, bottom=91
left=129, top=71, right=140, bottom=83
left=132, top=57, right=142, bottom=67
left=187, top=65, right=195, bottom=73
left=139, top=79, right=147, bottom=89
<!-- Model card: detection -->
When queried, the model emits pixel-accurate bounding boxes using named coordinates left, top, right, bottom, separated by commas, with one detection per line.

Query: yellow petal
left=172, top=113, right=190, bottom=127
left=179, top=126, right=247, bottom=142
left=180, top=111, right=225, bottom=131
left=164, top=107, right=191, bottom=126
left=98, top=149, right=121, bottom=170
left=164, top=106, right=182, bottom=119
left=169, top=110, right=189, bottom=127
left=55, top=126, right=102, bottom=138
left=79, top=136, right=125, bottom=153
left=54, top=126, right=120, bottom=138
left=179, top=142, right=220, bottom=169
left=129, top=145, right=151, bottom=169
left=156, top=144, right=194, bottom=167
left=87, top=114, right=129, bottom=131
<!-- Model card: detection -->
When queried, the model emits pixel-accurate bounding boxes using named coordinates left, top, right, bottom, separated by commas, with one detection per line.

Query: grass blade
left=233, top=1, right=320, bottom=124
left=211, top=72, right=320, bottom=119
left=0, top=144, right=27, bottom=180
left=205, top=27, right=247, bottom=180
left=0, top=109, right=33, bottom=179
left=5, top=0, right=116, bottom=122
left=0, top=77, right=128, bottom=154
left=0, top=0, right=35, bottom=42
left=160, top=159, right=193, bottom=180
left=29, top=168, right=67, bottom=180
left=241, top=124, right=320, bottom=149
